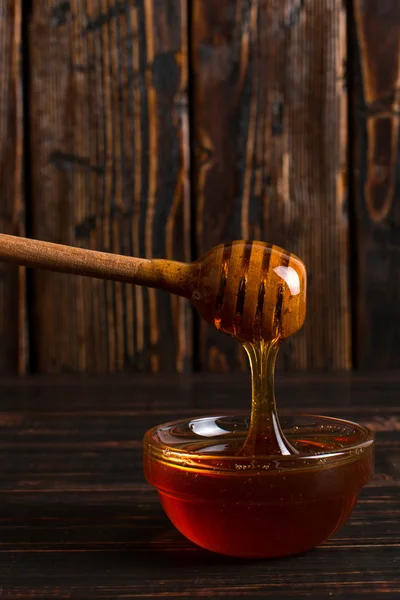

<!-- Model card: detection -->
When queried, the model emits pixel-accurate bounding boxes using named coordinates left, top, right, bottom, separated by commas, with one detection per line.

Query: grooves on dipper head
left=234, top=242, right=253, bottom=335
left=253, top=244, right=272, bottom=339
left=214, top=243, right=233, bottom=328
left=273, top=252, right=291, bottom=338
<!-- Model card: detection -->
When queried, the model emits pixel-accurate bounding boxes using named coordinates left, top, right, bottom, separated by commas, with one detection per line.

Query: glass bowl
left=143, top=415, right=374, bottom=558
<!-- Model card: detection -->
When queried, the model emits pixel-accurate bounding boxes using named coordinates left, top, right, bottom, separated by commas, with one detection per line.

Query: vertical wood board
left=29, top=0, right=191, bottom=373
left=0, top=0, right=26, bottom=374
left=191, top=0, right=351, bottom=371
left=351, top=0, right=400, bottom=369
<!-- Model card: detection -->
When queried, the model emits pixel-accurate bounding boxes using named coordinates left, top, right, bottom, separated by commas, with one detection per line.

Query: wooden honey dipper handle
left=0, top=233, right=192, bottom=298
left=0, top=235, right=306, bottom=343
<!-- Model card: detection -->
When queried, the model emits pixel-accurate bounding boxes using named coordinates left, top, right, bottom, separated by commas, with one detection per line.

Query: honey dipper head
left=190, top=241, right=306, bottom=343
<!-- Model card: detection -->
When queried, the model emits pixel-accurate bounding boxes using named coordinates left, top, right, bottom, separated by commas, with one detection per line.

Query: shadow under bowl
left=143, top=415, right=374, bottom=559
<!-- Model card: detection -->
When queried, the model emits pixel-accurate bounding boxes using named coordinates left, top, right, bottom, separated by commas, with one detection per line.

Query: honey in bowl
left=144, top=242, right=374, bottom=558
left=144, top=415, right=374, bottom=558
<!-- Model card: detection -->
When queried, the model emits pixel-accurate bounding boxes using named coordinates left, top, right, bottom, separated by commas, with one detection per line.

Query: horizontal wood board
left=0, top=374, right=398, bottom=597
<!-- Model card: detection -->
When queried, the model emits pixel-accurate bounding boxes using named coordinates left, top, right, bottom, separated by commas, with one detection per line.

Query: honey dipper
left=0, top=234, right=306, bottom=343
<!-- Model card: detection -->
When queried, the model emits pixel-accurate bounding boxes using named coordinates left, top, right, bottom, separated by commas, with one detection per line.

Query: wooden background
left=0, top=0, right=399, bottom=374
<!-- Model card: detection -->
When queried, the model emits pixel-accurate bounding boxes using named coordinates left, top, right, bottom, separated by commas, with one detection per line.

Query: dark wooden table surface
left=0, top=373, right=399, bottom=598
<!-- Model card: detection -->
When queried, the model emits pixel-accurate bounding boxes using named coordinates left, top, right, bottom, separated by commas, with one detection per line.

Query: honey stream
left=239, top=340, right=298, bottom=456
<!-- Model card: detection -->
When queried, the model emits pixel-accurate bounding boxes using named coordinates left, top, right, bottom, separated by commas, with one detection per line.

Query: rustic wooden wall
left=0, top=0, right=398, bottom=373
left=29, top=0, right=191, bottom=373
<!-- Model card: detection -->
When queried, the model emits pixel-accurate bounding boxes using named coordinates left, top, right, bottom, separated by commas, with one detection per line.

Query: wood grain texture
left=351, top=1, right=400, bottom=369
left=0, top=0, right=27, bottom=374
left=191, top=0, right=350, bottom=372
left=28, top=0, right=191, bottom=373
left=0, top=374, right=398, bottom=598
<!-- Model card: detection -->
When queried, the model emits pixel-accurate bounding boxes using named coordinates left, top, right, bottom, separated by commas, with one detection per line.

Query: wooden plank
left=0, top=375, right=399, bottom=597
left=351, top=1, right=400, bottom=369
left=191, top=0, right=350, bottom=371
left=0, top=0, right=27, bottom=374
left=28, top=0, right=191, bottom=373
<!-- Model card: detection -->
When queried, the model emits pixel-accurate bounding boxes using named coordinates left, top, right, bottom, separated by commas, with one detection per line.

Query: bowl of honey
left=144, top=414, right=374, bottom=558
left=143, top=243, right=374, bottom=559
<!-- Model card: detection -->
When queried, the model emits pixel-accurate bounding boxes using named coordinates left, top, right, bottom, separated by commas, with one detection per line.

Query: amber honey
left=144, top=415, right=374, bottom=558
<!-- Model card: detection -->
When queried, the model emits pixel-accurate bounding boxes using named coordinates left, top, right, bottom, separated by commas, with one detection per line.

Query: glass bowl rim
left=143, top=413, right=374, bottom=472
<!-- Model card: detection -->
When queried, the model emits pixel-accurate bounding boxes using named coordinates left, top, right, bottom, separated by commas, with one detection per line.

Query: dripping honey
left=144, top=341, right=374, bottom=558
left=144, top=242, right=374, bottom=558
